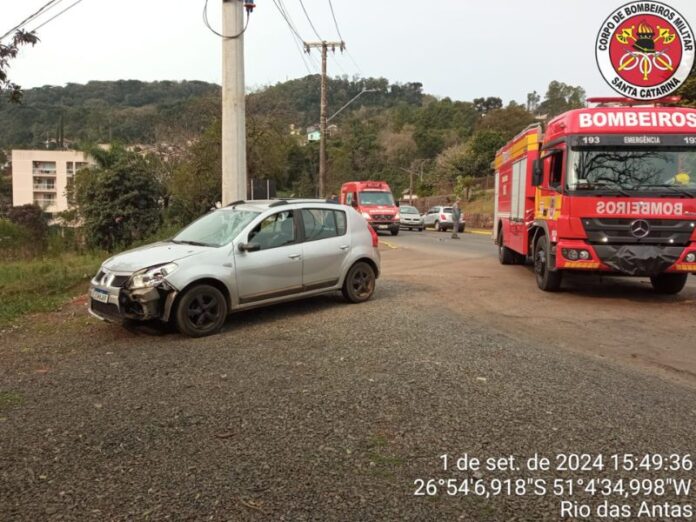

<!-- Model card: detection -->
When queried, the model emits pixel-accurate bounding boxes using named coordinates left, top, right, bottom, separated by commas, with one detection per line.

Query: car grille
left=582, top=218, right=695, bottom=246
left=90, top=299, right=121, bottom=317
left=94, top=271, right=129, bottom=288
left=372, top=214, right=394, bottom=221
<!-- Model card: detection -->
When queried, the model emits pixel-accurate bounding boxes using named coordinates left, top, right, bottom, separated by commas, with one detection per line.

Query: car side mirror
left=238, top=242, right=260, bottom=253
left=532, top=159, right=543, bottom=187
left=350, top=199, right=358, bottom=208
left=395, top=200, right=400, bottom=207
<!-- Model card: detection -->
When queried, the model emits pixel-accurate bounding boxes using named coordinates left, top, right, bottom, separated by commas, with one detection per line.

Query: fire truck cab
left=340, top=181, right=400, bottom=236
left=494, top=98, right=696, bottom=293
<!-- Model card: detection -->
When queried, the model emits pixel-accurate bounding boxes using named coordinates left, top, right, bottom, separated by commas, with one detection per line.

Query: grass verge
left=0, top=253, right=103, bottom=327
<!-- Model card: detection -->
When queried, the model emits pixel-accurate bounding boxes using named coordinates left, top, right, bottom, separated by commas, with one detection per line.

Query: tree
left=168, top=122, right=222, bottom=224
left=526, top=91, right=541, bottom=113
left=473, top=97, right=503, bottom=114
left=0, top=150, right=11, bottom=216
left=537, top=81, right=586, bottom=118
left=0, top=30, right=39, bottom=102
left=7, top=203, right=47, bottom=244
left=477, top=104, right=536, bottom=140
left=73, top=145, right=162, bottom=249
left=677, top=67, right=696, bottom=106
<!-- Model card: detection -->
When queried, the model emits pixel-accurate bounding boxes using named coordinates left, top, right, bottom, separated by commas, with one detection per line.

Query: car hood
left=103, top=241, right=210, bottom=273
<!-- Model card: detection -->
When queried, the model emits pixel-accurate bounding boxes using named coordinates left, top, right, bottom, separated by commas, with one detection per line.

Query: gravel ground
left=1, top=257, right=695, bottom=520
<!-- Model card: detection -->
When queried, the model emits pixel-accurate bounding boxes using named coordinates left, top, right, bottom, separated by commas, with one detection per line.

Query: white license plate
left=378, top=225, right=389, bottom=230
left=90, top=288, right=109, bottom=303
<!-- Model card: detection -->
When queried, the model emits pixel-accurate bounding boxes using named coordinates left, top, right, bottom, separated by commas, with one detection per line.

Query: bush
left=7, top=204, right=48, bottom=246
left=0, top=219, right=38, bottom=260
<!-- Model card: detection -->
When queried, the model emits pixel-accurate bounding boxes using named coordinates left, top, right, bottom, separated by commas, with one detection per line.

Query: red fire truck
left=340, top=181, right=401, bottom=236
left=494, top=98, right=696, bottom=293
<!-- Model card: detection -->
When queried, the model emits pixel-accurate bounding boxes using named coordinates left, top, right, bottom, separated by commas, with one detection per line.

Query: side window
left=549, top=153, right=564, bottom=191
left=302, top=209, right=347, bottom=241
left=346, top=192, right=353, bottom=205
left=248, top=210, right=295, bottom=250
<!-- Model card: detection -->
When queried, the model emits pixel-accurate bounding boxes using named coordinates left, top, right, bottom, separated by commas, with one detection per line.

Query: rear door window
left=301, top=209, right=347, bottom=241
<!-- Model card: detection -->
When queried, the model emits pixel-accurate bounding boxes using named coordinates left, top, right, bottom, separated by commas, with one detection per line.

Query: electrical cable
left=298, top=0, right=322, bottom=40
left=30, top=0, right=87, bottom=32
left=327, top=0, right=343, bottom=41
left=0, top=0, right=65, bottom=40
left=203, top=0, right=250, bottom=39
left=272, top=0, right=317, bottom=74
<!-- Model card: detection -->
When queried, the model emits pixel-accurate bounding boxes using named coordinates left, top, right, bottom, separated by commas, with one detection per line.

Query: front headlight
left=394, top=213, right=400, bottom=220
left=129, top=262, right=178, bottom=289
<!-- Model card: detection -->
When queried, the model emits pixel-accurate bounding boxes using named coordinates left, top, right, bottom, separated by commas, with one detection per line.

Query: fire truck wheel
left=649, top=273, right=688, bottom=295
left=534, top=237, right=562, bottom=292
left=390, top=226, right=400, bottom=236
left=497, top=231, right=522, bottom=265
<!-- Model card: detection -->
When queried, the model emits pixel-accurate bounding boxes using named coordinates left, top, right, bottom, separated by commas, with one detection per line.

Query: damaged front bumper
left=555, top=240, right=696, bottom=275
left=88, top=282, right=178, bottom=323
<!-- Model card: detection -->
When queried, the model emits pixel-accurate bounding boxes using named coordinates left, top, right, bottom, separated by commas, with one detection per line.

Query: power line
left=203, top=0, right=250, bottom=39
left=327, top=0, right=343, bottom=41
left=272, top=0, right=317, bottom=74
left=0, top=0, right=65, bottom=40
left=298, top=0, right=322, bottom=40
left=30, top=0, right=87, bottom=32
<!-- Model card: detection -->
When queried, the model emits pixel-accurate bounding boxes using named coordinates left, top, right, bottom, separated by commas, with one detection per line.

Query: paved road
left=1, top=234, right=695, bottom=520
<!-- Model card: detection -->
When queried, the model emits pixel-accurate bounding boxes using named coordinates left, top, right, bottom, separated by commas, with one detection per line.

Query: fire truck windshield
left=358, top=191, right=395, bottom=206
left=568, top=148, right=696, bottom=196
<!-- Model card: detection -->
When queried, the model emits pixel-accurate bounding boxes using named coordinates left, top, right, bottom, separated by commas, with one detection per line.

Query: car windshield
left=172, top=209, right=260, bottom=247
left=359, top=191, right=395, bottom=206
left=401, top=206, right=419, bottom=214
left=568, top=148, right=696, bottom=194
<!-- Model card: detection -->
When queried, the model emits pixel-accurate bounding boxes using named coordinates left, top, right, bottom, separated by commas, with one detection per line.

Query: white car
left=399, top=205, right=424, bottom=231
left=89, top=200, right=381, bottom=337
left=423, top=205, right=465, bottom=232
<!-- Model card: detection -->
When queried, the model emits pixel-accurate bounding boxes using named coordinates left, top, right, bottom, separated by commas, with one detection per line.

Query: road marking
left=381, top=240, right=399, bottom=250
left=467, top=229, right=492, bottom=236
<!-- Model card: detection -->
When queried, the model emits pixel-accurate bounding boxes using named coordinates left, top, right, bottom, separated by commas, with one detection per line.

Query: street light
left=327, top=88, right=379, bottom=123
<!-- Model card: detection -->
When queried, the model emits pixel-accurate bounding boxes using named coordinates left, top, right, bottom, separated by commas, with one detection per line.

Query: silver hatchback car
left=89, top=200, right=381, bottom=337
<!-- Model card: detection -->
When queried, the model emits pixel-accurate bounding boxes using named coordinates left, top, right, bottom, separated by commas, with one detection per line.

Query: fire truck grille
left=372, top=214, right=394, bottom=221
left=582, top=218, right=695, bottom=246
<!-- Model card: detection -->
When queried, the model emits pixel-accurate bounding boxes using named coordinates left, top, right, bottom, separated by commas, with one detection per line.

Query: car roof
left=219, top=199, right=343, bottom=213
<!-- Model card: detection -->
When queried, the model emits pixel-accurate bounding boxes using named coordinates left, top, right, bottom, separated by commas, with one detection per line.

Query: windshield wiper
left=170, top=239, right=214, bottom=247
left=582, top=181, right=634, bottom=197
left=635, top=184, right=696, bottom=198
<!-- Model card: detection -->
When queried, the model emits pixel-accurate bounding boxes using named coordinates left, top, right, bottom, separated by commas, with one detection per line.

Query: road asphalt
left=1, top=230, right=694, bottom=520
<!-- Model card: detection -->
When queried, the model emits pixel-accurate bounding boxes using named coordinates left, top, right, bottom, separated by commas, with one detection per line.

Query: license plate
left=378, top=225, right=389, bottom=230
left=90, top=288, right=109, bottom=303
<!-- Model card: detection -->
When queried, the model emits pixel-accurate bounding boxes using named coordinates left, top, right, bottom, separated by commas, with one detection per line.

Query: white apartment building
left=11, top=150, right=93, bottom=218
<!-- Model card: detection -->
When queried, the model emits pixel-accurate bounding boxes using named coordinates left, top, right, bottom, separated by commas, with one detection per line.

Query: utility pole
left=221, top=0, right=248, bottom=204
left=305, top=40, right=345, bottom=198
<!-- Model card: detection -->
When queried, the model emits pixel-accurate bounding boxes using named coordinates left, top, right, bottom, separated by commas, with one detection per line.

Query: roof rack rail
left=226, top=200, right=246, bottom=207
left=587, top=96, right=682, bottom=107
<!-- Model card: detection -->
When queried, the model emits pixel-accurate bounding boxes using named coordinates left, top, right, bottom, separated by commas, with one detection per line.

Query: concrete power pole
left=305, top=41, right=345, bottom=198
left=221, top=0, right=248, bottom=205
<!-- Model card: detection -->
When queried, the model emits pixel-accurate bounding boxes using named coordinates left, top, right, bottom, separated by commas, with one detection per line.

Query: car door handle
left=288, top=254, right=301, bottom=259
left=339, top=245, right=350, bottom=250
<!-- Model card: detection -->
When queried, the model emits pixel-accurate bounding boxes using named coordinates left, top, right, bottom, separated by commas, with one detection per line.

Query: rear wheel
left=175, top=284, right=228, bottom=337
left=434, top=220, right=441, bottom=232
left=650, top=273, right=688, bottom=294
left=498, top=231, right=520, bottom=265
left=342, top=262, right=376, bottom=303
left=534, top=237, right=562, bottom=292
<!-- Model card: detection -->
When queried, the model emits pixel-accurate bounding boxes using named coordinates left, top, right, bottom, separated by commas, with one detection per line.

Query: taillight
left=440, top=214, right=446, bottom=220
left=368, top=225, right=379, bottom=247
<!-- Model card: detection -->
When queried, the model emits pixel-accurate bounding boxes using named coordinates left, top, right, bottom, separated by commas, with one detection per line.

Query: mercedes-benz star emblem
left=630, top=219, right=650, bottom=239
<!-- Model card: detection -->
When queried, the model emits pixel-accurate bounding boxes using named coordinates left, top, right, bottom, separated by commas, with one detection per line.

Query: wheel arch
left=171, top=277, right=233, bottom=318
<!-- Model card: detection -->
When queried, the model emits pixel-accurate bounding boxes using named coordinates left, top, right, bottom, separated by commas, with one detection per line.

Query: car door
left=424, top=208, right=435, bottom=226
left=299, top=208, right=350, bottom=290
left=234, top=210, right=303, bottom=304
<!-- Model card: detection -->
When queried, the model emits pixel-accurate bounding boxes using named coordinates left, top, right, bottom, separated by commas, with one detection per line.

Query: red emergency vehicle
left=340, top=181, right=401, bottom=236
left=494, top=98, right=696, bottom=293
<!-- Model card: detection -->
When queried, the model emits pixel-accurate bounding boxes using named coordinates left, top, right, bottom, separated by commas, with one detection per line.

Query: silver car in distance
left=88, top=200, right=381, bottom=337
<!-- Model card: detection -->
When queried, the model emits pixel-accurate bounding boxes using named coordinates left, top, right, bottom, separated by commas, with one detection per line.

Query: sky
left=2, top=0, right=696, bottom=104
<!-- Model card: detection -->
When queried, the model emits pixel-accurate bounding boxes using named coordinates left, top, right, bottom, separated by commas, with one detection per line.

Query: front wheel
left=390, top=226, right=399, bottom=236
left=650, top=273, right=688, bottom=294
left=342, top=262, right=376, bottom=303
left=175, top=284, right=228, bottom=337
left=534, top=237, right=562, bottom=292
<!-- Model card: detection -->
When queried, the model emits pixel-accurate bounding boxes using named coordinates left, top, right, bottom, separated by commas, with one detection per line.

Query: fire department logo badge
left=596, top=1, right=694, bottom=100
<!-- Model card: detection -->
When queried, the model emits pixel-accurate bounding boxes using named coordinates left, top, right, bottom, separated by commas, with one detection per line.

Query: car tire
left=650, top=273, right=688, bottom=294
left=175, top=284, right=228, bottom=337
left=534, top=237, right=562, bottom=292
left=390, top=226, right=399, bottom=236
left=434, top=221, right=441, bottom=232
left=342, top=262, right=376, bottom=303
